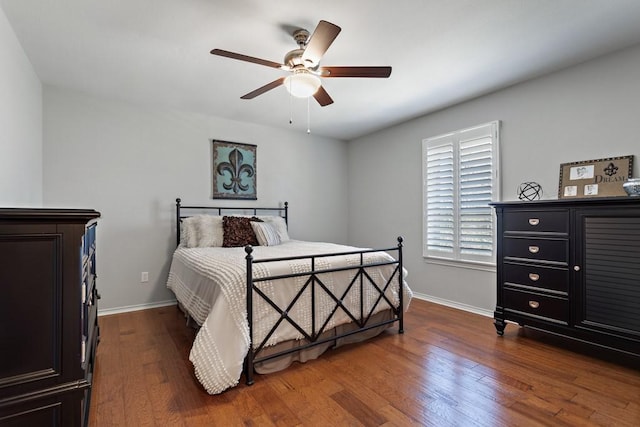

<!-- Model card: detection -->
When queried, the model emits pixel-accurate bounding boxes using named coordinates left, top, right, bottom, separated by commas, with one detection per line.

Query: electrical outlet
left=141, top=272, right=149, bottom=283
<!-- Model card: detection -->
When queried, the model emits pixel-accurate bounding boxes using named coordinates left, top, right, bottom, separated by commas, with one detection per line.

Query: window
left=422, top=121, right=500, bottom=266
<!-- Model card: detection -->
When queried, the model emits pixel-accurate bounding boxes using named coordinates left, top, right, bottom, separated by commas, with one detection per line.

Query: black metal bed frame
left=175, top=198, right=405, bottom=386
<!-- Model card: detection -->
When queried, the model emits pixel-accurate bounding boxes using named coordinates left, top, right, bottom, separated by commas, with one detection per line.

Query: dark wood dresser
left=0, top=208, right=100, bottom=427
left=491, top=198, right=640, bottom=359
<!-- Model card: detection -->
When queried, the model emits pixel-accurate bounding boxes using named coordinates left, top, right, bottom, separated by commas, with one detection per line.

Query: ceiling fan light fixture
left=284, top=71, right=321, bottom=98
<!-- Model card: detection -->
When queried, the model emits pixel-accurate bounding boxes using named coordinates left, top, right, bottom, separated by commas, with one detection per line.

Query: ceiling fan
left=210, top=20, right=392, bottom=107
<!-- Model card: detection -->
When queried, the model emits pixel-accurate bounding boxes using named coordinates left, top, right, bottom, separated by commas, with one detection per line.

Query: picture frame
left=212, top=140, right=257, bottom=200
left=558, top=155, right=633, bottom=199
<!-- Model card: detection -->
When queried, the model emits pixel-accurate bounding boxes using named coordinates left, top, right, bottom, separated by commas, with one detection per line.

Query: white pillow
left=251, top=221, right=281, bottom=246
left=194, top=215, right=224, bottom=247
left=259, top=216, right=290, bottom=242
left=180, top=216, right=199, bottom=248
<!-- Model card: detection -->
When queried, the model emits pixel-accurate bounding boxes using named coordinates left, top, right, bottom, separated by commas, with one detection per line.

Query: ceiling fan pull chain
left=289, top=79, right=293, bottom=125
left=307, top=97, right=311, bottom=134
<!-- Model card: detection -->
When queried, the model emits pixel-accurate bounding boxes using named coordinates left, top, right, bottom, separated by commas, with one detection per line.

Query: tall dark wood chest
left=491, top=198, right=640, bottom=360
left=492, top=197, right=640, bottom=360
left=0, top=208, right=100, bottom=427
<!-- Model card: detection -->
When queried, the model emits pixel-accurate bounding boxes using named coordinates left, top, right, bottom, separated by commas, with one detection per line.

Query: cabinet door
left=0, top=391, right=84, bottom=427
left=0, top=232, right=64, bottom=396
left=574, top=207, right=640, bottom=343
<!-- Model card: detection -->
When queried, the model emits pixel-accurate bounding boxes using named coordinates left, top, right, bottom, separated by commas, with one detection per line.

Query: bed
left=166, top=198, right=412, bottom=394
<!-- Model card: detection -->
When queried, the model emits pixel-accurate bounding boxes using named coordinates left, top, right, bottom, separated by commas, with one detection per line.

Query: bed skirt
left=177, top=302, right=392, bottom=375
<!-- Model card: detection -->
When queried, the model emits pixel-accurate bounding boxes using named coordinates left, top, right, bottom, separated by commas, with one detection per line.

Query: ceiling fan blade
left=240, top=77, right=286, bottom=99
left=320, top=66, right=392, bottom=78
left=313, top=85, right=334, bottom=107
left=211, top=49, right=284, bottom=69
left=301, top=20, right=341, bottom=65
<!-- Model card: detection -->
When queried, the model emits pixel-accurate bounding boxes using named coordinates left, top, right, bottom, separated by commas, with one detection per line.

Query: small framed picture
left=558, top=155, right=633, bottom=198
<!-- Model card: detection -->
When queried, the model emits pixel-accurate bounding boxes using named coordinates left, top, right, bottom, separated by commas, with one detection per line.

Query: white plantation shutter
left=425, top=138, right=455, bottom=255
left=423, top=121, right=500, bottom=265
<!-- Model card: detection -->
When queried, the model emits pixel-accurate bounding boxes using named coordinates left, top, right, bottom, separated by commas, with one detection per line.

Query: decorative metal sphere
left=518, top=182, right=542, bottom=201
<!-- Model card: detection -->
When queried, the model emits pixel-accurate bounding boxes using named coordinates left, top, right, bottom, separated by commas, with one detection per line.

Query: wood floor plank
left=330, top=389, right=388, bottom=426
left=90, top=300, right=640, bottom=426
left=279, top=387, right=334, bottom=426
left=248, top=381, right=304, bottom=426
left=89, top=315, right=126, bottom=427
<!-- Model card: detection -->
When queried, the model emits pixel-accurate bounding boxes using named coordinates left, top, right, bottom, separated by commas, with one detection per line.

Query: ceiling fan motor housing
left=286, top=29, right=318, bottom=70
left=284, top=48, right=307, bottom=68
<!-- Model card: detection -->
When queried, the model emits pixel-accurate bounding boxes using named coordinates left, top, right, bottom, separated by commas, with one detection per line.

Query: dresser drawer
left=503, top=210, right=569, bottom=234
left=503, top=237, right=568, bottom=264
left=503, top=262, right=569, bottom=293
left=504, top=288, right=569, bottom=323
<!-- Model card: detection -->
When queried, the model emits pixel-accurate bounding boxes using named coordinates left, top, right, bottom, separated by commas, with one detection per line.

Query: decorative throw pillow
left=251, top=221, right=281, bottom=246
left=258, top=216, right=290, bottom=242
left=195, top=215, right=224, bottom=247
left=222, top=216, right=262, bottom=247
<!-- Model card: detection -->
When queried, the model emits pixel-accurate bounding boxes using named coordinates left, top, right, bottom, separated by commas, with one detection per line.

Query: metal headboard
left=175, top=198, right=288, bottom=246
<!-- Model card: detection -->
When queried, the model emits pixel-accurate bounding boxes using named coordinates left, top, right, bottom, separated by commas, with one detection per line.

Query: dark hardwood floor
left=89, top=299, right=640, bottom=426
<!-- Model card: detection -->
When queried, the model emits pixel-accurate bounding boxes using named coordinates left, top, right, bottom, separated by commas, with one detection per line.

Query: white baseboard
left=98, top=299, right=177, bottom=316
left=412, top=292, right=494, bottom=318
left=98, top=294, right=493, bottom=319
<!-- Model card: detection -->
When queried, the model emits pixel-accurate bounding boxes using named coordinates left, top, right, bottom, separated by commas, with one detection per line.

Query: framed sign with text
left=558, top=155, right=633, bottom=198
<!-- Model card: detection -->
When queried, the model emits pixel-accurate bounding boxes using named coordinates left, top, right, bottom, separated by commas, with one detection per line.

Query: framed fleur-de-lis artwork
left=212, top=140, right=257, bottom=199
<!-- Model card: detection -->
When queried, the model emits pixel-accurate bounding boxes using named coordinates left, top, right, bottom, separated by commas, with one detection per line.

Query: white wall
left=0, top=6, right=42, bottom=206
left=348, top=44, right=640, bottom=314
left=43, top=87, right=348, bottom=311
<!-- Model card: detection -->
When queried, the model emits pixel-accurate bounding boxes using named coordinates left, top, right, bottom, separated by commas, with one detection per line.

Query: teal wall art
left=212, top=140, right=257, bottom=199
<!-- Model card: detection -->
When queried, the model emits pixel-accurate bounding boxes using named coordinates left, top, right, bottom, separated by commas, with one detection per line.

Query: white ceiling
left=4, top=0, right=640, bottom=140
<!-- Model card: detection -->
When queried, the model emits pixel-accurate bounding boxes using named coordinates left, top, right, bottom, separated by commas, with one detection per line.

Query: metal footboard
left=243, top=237, right=405, bottom=385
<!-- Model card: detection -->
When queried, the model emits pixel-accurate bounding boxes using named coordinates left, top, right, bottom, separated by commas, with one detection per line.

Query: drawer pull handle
left=528, top=273, right=540, bottom=281
left=529, top=300, right=540, bottom=309
left=528, top=218, right=540, bottom=226
left=528, top=246, right=540, bottom=254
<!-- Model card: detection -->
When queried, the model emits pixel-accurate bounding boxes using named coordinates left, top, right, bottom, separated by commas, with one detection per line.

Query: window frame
left=422, top=120, right=501, bottom=268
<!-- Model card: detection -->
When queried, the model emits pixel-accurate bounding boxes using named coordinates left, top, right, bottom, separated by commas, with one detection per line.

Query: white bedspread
left=166, top=240, right=412, bottom=394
